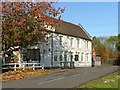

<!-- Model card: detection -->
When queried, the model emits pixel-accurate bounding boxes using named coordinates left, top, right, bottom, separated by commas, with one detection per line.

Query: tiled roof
left=55, top=20, right=91, bottom=41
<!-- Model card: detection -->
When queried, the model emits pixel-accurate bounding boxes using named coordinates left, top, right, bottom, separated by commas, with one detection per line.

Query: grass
left=76, top=70, right=120, bottom=89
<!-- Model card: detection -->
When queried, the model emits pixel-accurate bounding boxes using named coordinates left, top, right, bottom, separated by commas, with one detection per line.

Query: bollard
left=14, top=63, right=16, bottom=71
left=33, top=64, right=35, bottom=70
left=22, top=64, right=25, bottom=71
left=42, top=64, right=44, bottom=70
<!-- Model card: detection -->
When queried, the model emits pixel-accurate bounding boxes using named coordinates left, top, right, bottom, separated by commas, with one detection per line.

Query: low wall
left=95, top=61, right=101, bottom=66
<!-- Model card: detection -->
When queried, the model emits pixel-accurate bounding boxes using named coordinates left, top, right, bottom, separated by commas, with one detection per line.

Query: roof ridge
left=78, top=24, right=92, bottom=40
left=61, top=20, right=80, bottom=27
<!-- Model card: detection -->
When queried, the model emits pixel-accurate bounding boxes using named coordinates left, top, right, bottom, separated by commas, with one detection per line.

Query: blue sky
left=55, top=2, right=118, bottom=37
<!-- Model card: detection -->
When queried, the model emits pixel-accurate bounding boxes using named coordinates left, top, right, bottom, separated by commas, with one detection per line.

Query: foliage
left=115, top=34, right=120, bottom=60
left=2, top=1, right=65, bottom=50
left=116, top=34, right=120, bottom=51
left=116, top=51, right=120, bottom=60
left=93, top=35, right=118, bottom=60
left=92, top=36, right=101, bottom=47
left=2, top=68, right=67, bottom=82
left=95, top=44, right=109, bottom=60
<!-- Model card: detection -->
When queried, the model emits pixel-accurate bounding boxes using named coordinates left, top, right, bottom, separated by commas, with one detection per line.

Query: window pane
left=60, top=36, right=62, bottom=45
left=71, top=38, right=73, bottom=47
left=81, top=53, right=83, bottom=61
left=60, top=55, right=62, bottom=61
left=75, top=55, right=79, bottom=61
left=64, top=53, right=67, bottom=61
left=54, top=55, right=57, bottom=61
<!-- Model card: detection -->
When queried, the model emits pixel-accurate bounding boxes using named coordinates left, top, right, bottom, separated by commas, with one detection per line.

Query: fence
left=2, top=63, right=42, bottom=71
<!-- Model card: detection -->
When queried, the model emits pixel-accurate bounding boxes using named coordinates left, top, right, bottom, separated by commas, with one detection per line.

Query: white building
left=33, top=20, right=92, bottom=68
left=4, top=20, right=92, bottom=69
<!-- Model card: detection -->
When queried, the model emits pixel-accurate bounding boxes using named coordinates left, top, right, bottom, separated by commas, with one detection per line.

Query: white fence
left=2, top=63, right=42, bottom=71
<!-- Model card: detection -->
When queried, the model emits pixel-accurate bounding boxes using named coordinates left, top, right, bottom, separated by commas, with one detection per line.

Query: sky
left=55, top=2, right=118, bottom=37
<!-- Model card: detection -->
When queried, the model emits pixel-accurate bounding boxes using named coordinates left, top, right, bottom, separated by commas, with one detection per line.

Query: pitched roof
left=55, top=20, right=92, bottom=41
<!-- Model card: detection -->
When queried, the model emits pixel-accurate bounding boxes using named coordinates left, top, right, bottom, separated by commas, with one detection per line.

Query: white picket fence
left=2, top=63, right=42, bottom=71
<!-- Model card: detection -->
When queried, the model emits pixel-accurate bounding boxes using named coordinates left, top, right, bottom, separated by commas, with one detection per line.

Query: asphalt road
left=2, top=65, right=119, bottom=89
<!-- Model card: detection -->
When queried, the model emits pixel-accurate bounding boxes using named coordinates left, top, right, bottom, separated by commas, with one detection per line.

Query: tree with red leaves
left=2, top=1, right=65, bottom=50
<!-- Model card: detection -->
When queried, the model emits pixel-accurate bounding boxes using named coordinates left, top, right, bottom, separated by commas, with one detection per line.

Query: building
left=2, top=20, right=92, bottom=69
left=92, top=48, right=101, bottom=66
left=31, top=20, right=92, bottom=68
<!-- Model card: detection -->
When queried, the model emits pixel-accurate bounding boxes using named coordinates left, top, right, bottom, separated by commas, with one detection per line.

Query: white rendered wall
left=39, top=32, right=92, bottom=68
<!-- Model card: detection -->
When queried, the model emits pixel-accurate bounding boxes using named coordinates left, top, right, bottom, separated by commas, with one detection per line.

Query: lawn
left=76, top=70, right=120, bottom=89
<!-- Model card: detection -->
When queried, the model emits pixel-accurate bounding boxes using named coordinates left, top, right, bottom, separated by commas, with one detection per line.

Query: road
left=2, top=65, right=119, bottom=89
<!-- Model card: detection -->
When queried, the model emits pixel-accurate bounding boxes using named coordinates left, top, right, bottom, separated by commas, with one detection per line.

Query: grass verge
left=76, top=70, right=120, bottom=89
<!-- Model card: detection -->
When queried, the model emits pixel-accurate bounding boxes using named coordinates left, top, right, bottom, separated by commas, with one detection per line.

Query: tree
left=116, top=34, right=120, bottom=51
left=116, top=34, right=120, bottom=60
left=93, top=35, right=118, bottom=60
left=93, top=36, right=108, bottom=60
left=92, top=36, right=101, bottom=47
left=2, top=1, right=65, bottom=50
left=106, top=36, right=118, bottom=60
left=106, top=36, right=117, bottom=51
left=95, top=44, right=109, bottom=60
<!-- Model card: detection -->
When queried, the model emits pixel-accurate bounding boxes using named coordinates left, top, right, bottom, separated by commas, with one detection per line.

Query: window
left=87, top=41, right=89, bottom=49
left=59, top=52, right=62, bottom=61
left=81, top=53, right=83, bottom=61
left=70, top=38, right=73, bottom=47
left=77, top=39, right=79, bottom=48
left=75, top=54, right=79, bottom=61
left=70, top=54, right=73, bottom=61
left=60, top=55, right=62, bottom=61
left=60, top=36, right=63, bottom=45
left=69, top=52, right=73, bottom=61
left=54, top=50, right=58, bottom=61
left=54, top=55, right=57, bottom=61
left=64, top=52, right=67, bottom=61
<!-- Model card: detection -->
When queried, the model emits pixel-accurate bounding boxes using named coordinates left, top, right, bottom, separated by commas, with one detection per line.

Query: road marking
left=71, top=74, right=80, bottom=77
left=38, top=77, right=65, bottom=85
left=38, top=73, right=80, bottom=85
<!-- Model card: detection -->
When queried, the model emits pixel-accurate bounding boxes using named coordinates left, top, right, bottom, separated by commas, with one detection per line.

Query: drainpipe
left=51, top=33, right=53, bottom=68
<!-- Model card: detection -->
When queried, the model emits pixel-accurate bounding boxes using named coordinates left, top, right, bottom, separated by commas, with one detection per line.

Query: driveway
left=2, top=65, right=119, bottom=89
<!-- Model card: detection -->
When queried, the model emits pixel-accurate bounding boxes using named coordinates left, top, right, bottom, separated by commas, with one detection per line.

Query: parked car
left=113, top=60, right=120, bottom=65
